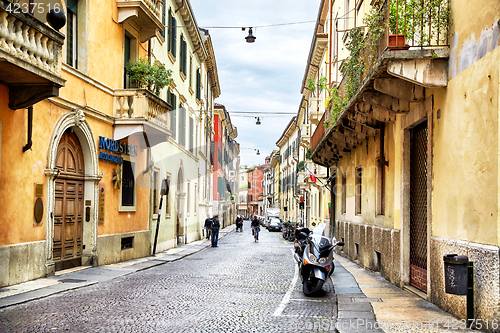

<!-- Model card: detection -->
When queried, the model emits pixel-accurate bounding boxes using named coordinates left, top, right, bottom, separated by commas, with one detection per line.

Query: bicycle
left=252, top=226, right=260, bottom=242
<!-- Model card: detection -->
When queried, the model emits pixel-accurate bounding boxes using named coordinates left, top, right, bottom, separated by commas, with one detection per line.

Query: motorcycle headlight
left=318, top=257, right=327, bottom=265
left=308, top=253, right=317, bottom=263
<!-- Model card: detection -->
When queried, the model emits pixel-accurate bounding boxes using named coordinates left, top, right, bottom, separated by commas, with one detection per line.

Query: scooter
left=293, top=223, right=344, bottom=296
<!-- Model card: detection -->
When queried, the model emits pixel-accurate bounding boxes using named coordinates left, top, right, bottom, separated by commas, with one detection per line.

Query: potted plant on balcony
left=388, top=0, right=411, bottom=49
left=125, top=58, right=173, bottom=96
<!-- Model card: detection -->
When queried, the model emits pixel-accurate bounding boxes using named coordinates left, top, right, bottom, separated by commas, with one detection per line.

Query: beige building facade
left=309, top=0, right=499, bottom=326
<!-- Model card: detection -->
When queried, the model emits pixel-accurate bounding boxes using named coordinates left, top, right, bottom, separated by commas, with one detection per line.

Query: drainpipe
left=378, top=123, right=389, bottom=167
left=22, top=106, right=33, bottom=153
left=329, top=0, right=333, bottom=87
left=175, top=0, right=185, bottom=13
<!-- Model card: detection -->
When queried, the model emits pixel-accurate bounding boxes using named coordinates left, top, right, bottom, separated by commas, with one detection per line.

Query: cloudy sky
left=189, top=0, right=320, bottom=167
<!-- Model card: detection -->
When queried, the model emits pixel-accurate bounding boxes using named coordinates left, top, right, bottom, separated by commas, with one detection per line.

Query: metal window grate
left=409, top=121, right=428, bottom=291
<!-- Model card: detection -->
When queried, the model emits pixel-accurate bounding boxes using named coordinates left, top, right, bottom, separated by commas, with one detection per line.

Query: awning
left=114, top=118, right=171, bottom=149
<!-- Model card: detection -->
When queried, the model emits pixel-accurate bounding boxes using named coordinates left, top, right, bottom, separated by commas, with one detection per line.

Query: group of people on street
left=203, top=215, right=262, bottom=246
left=204, top=215, right=220, bottom=247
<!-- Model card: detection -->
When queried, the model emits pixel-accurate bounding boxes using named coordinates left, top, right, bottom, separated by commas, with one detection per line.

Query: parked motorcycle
left=293, top=223, right=344, bottom=296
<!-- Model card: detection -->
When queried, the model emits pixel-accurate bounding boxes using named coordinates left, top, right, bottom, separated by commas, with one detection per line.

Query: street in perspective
left=0, top=0, right=499, bottom=332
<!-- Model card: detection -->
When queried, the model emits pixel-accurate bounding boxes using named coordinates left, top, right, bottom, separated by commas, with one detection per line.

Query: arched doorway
left=53, top=131, right=85, bottom=271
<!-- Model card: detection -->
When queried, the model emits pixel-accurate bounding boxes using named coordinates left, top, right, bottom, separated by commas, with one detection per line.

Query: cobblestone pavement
left=0, top=221, right=339, bottom=333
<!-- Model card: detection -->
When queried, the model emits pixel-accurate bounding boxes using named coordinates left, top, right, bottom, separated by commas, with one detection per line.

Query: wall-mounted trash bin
left=443, top=254, right=468, bottom=295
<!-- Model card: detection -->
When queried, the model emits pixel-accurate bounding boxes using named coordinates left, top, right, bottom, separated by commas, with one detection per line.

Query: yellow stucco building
left=309, top=0, right=499, bottom=325
left=0, top=0, right=223, bottom=288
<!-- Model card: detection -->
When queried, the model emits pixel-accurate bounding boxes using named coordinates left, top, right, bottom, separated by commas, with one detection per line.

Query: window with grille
left=355, top=167, right=362, bottom=215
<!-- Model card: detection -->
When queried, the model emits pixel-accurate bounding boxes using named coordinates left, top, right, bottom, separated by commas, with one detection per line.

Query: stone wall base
left=430, top=236, right=499, bottom=331
left=334, top=220, right=401, bottom=286
left=0, top=241, right=46, bottom=288
left=96, top=230, right=151, bottom=265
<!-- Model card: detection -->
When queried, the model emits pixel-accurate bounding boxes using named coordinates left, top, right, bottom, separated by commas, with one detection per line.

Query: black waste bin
left=443, top=254, right=468, bottom=295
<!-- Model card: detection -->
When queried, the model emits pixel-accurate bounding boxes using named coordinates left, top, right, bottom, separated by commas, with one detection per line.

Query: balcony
left=114, top=89, right=172, bottom=147
left=311, top=0, right=450, bottom=167
left=0, top=0, right=65, bottom=109
left=299, top=124, right=310, bottom=148
left=117, top=0, right=163, bottom=42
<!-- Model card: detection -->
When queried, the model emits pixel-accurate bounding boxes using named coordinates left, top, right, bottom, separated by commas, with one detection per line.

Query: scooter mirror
left=336, top=241, right=345, bottom=246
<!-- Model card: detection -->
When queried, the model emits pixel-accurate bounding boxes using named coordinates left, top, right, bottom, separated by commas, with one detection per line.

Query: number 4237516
left=5, top=2, right=61, bottom=15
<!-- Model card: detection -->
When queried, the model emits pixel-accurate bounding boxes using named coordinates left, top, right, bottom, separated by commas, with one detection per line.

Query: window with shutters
left=179, top=105, right=186, bottom=147
left=160, top=2, right=166, bottom=39
left=180, top=36, right=187, bottom=77
left=196, top=68, right=201, bottom=100
left=341, top=174, right=347, bottom=214
left=167, top=8, right=177, bottom=59
left=66, top=0, right=78, bottom=68
left=355, top=167, right=362, bottom=215
left=377, top=162, right=386, bottom=215
left=168, top=91, right=177, bottom=140
left=189, top=117, right=194, bottom=153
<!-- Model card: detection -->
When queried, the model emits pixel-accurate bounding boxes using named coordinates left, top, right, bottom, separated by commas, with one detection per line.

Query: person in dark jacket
left=211, top=215, right=220, bottom=247
left=204, top=216, right=212, bottom=240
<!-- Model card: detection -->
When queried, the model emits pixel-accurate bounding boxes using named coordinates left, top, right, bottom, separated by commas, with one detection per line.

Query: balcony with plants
left=114, top=58, right=172, bottom=136
left=116, top=0, right=163, bottom=42
left=0, top=0, right=65, bottom=109
left=311, top=0, right=451, bottom=167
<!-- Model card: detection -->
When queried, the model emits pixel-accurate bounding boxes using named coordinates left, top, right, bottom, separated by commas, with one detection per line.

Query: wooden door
left=53, top=132, right=84, bottom=271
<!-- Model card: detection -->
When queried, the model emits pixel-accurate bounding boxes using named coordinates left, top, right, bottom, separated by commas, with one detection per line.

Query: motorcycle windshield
left=312, top=223, right=326, bottom=235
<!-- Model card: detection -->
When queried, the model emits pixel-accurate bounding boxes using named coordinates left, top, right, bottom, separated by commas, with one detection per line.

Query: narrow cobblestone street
left=0, top=221, right=339, bottom=333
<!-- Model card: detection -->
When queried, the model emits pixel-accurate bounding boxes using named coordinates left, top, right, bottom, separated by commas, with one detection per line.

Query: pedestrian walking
left=251, top=216, right=260, bottom=241
left=204, top=216, right=212, bottom=240
left=235, top=216, right=243, bottom=232
left=211, top=215, right=220, bottom=247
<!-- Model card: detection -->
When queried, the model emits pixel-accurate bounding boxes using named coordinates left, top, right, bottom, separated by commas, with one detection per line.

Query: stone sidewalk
left=0, top=225, right=234, bottom=309
left=332, top=254, right=481, bottom=333
left=0, top=225, right=482, bottom=333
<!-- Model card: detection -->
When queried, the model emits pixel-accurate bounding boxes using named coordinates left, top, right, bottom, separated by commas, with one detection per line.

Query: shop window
left=355, top=167, right=362, bottom=215
left=120, top=160, right=136, bottom=211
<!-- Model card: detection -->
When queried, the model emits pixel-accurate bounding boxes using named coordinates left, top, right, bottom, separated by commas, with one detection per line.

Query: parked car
left=268, top=218, right=282, bottom=232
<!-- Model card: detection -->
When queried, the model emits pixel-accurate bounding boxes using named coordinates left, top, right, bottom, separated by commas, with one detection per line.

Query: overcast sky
left=189, top=0, right=320, bottom=167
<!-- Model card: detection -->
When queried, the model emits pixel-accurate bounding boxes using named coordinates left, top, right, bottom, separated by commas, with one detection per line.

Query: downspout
left=378, top=123, right=389, bottom=167
left=330, top=166, right=336, bottom=238
left=22, top=106, right=33, bottom=153
left=329, top=0, right=333, bottom=88
left=175, top=0, right=185, bottom=13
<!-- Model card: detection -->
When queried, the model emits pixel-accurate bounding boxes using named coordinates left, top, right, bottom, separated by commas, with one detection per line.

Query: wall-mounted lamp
left=245, top=27, right=256, bottom=43
left=255, top=117, right=261, bottom=125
